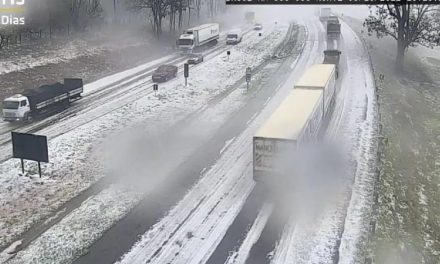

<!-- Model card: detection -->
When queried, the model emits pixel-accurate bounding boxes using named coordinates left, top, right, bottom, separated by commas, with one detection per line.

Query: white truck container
left=253, top=89, right=324, bottom=183
left=253, top=64, right=336, bottom=184
left=226, top=29, right=243, bottom=45
left=177, top=23, right=220, bottom=53
left=294, top=64, right=336, bottom=115
left=319, top=7, right=331, bottom=22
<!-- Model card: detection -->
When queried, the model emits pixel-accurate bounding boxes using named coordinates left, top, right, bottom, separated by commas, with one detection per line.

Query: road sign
left=227, top=51, right=231, bottom=61
left=246, top=67, right=252, bottom=91
left=12, top=132, right=48, bottom=177
left=153, top=84, right=158, bottom=91
left=184, top=63, right=189, bottom=78
left=259, top=33, right=262, bottom=37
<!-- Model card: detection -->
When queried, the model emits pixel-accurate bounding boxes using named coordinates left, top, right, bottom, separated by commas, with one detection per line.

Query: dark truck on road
left=2, top=78, right=83, bottom=122
left=326, top=16, right=341, bottom=40
left=323, top=50, right=342, bottom=78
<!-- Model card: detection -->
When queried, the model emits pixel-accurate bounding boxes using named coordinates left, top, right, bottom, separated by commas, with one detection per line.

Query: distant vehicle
left=187, top=53, right=204, bottom=64
left=245, top=11, right=255, bottom=24
left=2, top=78, right=83, bottom=122
left=253, top=64, right=337, bottom=184
left=152, top=65, right=178, bottom=82
left=323, top=50, right=341, bottom=78
left=226, top=29, right=243, bottom=45
left=177, top=23, right=220, bottom=53
left=326, top=17, right=341, bottom=40
left=254, top=23, right=263, bottom=30
left=319, top=7, right=331, bottom=22
left=327, top=15, right=339, bottom=24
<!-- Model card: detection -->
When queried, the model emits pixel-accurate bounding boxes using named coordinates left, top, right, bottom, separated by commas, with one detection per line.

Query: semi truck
left=319, top=7, right=331, bottom=22
left=253, top=64, right=336, bottom=185
left=326, top=16, right=341, bottom=40
left=2, top=78, right=83, bottom=122
left=177, top=23, right=220, bottom=53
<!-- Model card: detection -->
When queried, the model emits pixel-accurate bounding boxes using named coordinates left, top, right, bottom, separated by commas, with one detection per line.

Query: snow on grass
left=0, top=40, right=104, bottom=75
left=5, top=185, right=142, bottom=264
left=335, top=22, right=377, bottom=264
left=0, top=22, right=289, bottom=252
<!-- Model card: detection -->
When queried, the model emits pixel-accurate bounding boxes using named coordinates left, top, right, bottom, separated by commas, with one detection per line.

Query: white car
left=254, top=23, right=263, bottom=30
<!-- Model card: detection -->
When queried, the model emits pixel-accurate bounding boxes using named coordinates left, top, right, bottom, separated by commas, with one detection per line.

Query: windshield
left=3, top=101, right=19, bottom=110
left=227, top=34, right=238, bottom=39
left=178, top=39, right=193, bottom=46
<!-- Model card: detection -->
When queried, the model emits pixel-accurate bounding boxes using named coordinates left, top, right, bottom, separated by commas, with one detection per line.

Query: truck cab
left=177, top=33, right=195, bottom=52
left=2, top=94, right=30, bottom=122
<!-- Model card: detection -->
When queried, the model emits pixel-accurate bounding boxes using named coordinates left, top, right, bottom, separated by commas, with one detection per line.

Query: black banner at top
left=226, top=0, right=440, bottom=4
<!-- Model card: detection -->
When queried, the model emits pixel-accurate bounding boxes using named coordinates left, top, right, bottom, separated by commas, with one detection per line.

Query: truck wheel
left=24, top=113, right=33, bottom=123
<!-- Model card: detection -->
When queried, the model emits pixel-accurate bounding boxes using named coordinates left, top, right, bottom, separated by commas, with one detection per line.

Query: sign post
left=11, top=132, right=48, bottom=178
left=153, top=83, right=158, bottom=96
left=184, top=63, right=189, bottom=86
left=227, top=51, right=231, bottom=61
left=246, top=67, right=252, bottom=91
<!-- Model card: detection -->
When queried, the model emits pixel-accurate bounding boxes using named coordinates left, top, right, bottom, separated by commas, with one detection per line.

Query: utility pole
left=113, top=0, right=117, bottom=23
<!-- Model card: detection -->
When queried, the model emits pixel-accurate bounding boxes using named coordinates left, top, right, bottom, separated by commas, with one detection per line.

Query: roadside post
left=184, top=63, right=189, bottom=86
left=227, top=51, right=231, bottom=61
left=153, top=83, right=158, bottom=96
left=246, top=67, right=252, bottom=91
left=11, top=132, right=48, bottom=178
left=259, top=33, right=262, bottom=37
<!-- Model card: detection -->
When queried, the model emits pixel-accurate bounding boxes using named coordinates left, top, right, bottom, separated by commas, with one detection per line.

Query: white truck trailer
left=177, top=23, right=220, bottom=53
left=253, top=64, right=336, bottom=184
left=319, top=7, right=331, bottom=22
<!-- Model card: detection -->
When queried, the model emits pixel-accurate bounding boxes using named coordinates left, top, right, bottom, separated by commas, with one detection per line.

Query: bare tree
left=364, top=4, right=440, bottom=70
left=129, top=0, right=168, bottom=38
left=194, top=0, right=202, bottom=19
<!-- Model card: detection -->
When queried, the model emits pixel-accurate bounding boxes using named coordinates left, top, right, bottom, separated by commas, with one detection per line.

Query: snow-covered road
left=0, top=24, right=261, bottom=251
left=1, top=16, right=377, bottom=264
left=114, top=18, right=333, bottom=264
left=1, top=21, right=293, bottom=264
left=114, top=18, right=377, bottom=264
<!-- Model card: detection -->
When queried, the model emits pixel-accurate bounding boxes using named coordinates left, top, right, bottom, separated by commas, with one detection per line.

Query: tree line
left=364, top=4, right=440, bottom=70
left=127, top=0, right=225, bottom=38
left=0, top=0, right=226, bottom=48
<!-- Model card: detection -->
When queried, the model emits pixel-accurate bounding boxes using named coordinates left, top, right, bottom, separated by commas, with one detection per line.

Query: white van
left=226, top=29, right=243, bottom=45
